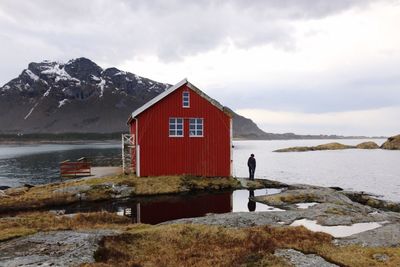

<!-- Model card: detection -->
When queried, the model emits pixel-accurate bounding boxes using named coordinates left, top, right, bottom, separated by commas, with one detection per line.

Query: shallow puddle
left=51, top=188, right=284, bottom=224
left=290, top=219, right=384, bottom=238
left=295, top=202, right=318, bottom=209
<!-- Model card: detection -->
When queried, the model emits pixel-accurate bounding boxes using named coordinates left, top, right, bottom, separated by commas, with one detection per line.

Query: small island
left=274, top=135, right=399, bottom=152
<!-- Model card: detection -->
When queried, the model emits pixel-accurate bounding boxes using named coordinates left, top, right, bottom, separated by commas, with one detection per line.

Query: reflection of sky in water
left=232, top=189, right=283, bottom=212
left=290, top=219, right=384, bottom=238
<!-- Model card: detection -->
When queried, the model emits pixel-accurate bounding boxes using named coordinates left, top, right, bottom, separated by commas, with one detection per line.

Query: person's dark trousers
left=249, top=167, right=255, bottom=180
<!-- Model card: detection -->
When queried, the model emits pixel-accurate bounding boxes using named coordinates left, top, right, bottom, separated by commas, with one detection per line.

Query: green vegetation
left=274, top=141, right=381, bottom=152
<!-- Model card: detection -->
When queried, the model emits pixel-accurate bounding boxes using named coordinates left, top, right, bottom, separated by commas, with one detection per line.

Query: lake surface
left=0, top=139, right=399, bottom=201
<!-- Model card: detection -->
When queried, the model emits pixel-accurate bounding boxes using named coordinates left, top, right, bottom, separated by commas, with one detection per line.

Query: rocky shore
left=1, top=175, right=400, bottom=266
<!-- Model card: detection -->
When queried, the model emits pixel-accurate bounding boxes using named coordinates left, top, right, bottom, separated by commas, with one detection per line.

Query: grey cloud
left=0, top=0, right=389, bottom=84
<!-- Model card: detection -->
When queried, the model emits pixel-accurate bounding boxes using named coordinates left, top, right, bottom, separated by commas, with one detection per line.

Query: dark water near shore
left=0, top=139, right=399, bottom=201
left=0, top=143, right=121, bottom=187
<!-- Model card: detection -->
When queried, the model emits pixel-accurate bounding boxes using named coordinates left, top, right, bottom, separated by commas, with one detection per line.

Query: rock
left=381, top=134, right=400, bottom=150
left=52, top=185, right=91, bottom=195
left=0, top=230, right=118, bottom=266
left=337, top=223, right=400, bottom=247
left=274, top=142, right=355, bottom=152
left=356, top=141, right=379, bottom=149
left=0, top=190, right=7, bottom=197
left=275, top=249, right=339, bottom=267
left=0, top=186, right=10, bottom=190
left=372, top=253, right=390, bottom=262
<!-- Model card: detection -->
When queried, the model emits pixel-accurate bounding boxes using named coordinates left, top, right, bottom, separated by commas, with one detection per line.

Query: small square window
left=169, top=117, right=184, bottom=137
left=189, top=118, right=203, bottom=137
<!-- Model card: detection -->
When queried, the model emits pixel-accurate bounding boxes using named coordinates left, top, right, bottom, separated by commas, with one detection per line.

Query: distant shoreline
left=0, top=137, right=386, bottom=145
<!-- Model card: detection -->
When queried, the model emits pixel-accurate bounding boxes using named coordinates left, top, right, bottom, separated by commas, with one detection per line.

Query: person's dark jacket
left=247, top=157, right=256, bottom=170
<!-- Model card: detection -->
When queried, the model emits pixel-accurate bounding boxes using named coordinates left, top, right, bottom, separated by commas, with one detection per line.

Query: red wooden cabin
left=127, top=79, right=232, bottom=177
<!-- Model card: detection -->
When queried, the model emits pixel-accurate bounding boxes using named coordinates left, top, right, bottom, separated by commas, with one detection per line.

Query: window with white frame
left=169, top=118, right=184, bottom=137
left=189, top=118, right=203, bottom=137
left=182, top=91, right=190, bottom=108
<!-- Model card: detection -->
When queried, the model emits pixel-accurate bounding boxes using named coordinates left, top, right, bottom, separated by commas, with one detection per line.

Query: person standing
left=247, top=154, right=256, bottom=180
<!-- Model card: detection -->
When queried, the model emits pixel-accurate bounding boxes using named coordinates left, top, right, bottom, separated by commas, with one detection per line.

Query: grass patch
left=1, top=214, right=399, bottom=266
left=181, top=176, right=241, bottom=191
left=82, top=224, right=400, bottom=267
left=0, top=211, right=131, bottom=241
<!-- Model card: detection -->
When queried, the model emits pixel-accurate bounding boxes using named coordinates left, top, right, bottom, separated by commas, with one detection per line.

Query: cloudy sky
left=1, top=0, right=399, bottom=136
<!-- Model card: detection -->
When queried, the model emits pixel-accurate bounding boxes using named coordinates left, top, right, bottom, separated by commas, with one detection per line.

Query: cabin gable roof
left=129, top=78, right=232, bottom=122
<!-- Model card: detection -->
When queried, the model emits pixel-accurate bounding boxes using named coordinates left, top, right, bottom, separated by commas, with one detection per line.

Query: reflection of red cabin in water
left=127, top=79, right=232, bottom=177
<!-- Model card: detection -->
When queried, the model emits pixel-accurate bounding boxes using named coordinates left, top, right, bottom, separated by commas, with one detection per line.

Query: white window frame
left=189, top=118, right=204, bottom=137
left=182, top=91, right=190, bottom=108
left=169, top=118, right=184, bottom=137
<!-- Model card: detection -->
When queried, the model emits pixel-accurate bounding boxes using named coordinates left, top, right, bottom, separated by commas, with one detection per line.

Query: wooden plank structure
left=60, top=157, right=91, bottom=178
left=122, top=134, right=135, bottom=174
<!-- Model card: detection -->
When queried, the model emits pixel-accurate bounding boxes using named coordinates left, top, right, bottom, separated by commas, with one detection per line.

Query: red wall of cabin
left=130, top=84, right=231, bottom=177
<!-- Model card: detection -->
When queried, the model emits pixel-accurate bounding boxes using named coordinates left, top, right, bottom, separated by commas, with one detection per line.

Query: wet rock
left=356, top=141, right=379, bottom=149
left=381, top=134, right=400, bottom=150
left=275, top=249, right=339, bottom=267
left=0, top=186, right=10, bottom=190
left=0, top=230, right=118, bottom=267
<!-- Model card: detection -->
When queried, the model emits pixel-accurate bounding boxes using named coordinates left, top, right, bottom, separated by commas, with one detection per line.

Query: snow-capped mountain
left=0, top=58, right=171, bottom=133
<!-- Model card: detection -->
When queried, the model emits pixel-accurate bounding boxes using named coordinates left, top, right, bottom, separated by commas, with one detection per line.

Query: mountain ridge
left=0, top=58, right=379, bottom=140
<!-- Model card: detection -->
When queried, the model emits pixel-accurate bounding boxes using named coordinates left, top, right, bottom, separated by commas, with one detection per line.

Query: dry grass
left=82, top=224, right=331, bottom=267
left=0, top=211, right=131, bottom=241
left=1, top=212, right=399, bottom=266
left=181, top=176, right=241, bottom=191
left=79, top=223, right=400, bottom=267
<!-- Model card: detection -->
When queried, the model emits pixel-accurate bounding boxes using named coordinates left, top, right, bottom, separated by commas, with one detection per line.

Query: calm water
left=51, top=188, right=283, bottom=224
left=233, top=139, right=400, bottom=202
left=0, top=139, right=399, bottom=201
left=0, top=143, right=121, bottom=187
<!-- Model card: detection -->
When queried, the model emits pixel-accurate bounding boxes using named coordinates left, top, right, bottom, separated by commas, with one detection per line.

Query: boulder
left=381, top=134, right=400, bottom=150
left=356, top=141, right=379, bottom=149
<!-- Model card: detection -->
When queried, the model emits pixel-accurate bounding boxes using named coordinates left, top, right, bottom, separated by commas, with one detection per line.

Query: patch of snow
left=295, top=202, right=319, bottom=209
left=91, top=75, right=101, bottom=81
left=114, top=71, right=126, bottom=76
left=98, top=78, right=106, bottom=97
left=149, top=81, right=153, bottom=85
left=58, top=99, right=69, bottom=108
left=43, top=88, right=51, bottom=97
left=2, top=85, right=10, bottom=90
left=41, top=64, right=73, bottom=82
left=25, top=69, right=39, bottom=81
left=125, top=77, right=132, bottom=82
left=290, top=219, right=384, bottom=238
left=24, top=101, right=40, bottom=120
